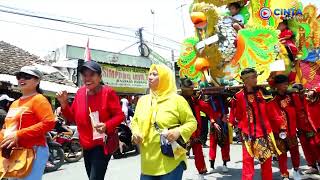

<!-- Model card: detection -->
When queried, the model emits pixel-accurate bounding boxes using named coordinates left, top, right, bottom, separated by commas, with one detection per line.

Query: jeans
left=140, top=162, right=185, bottom=180
left=83, top=146, right=111, bottom=180
left=9, top=145, right=49, bottom=180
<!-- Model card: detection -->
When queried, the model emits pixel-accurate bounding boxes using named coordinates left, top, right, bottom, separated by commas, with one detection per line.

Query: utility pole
left=176, top=2, right=187, bottom=37
left=137, top=27, right=150, bottom=57
left=171, top=49, right=176, bottom=83
left=151, top=9, right=155, bottom=50
left=137, top=28, right=145, bottom=57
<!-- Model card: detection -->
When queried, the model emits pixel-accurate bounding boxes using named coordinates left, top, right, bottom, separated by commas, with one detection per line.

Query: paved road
left=43, top=143, right=320, bottom=180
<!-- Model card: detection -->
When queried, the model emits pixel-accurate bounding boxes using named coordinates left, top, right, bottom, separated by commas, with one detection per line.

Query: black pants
left=200, top=116, right=209, bottom=145
left=84, top=146, right=112, bottom=180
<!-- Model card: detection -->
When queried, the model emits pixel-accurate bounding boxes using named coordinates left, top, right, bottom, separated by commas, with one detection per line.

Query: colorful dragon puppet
left=288, top=4, right=320, bottom=88
left=178, top=0, right=303, bottom=87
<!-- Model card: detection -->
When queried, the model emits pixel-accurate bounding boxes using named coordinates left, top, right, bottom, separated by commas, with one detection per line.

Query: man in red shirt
left=208, top=96, right=231, bottom=173
left=180, top=78, right=219, bottom=179
left=299, top=86, right=320, bottom=174
left=229, top=68, right=281, bottom=180
left=267, top=75, right=302, bottom=179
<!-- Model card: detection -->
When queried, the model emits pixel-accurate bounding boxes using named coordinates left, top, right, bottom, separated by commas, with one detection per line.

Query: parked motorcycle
left=113, top=123, right=139, bottom=159
left=53, top=117, right=83, bottom=163
left=45, top=132, right=65, bottom=172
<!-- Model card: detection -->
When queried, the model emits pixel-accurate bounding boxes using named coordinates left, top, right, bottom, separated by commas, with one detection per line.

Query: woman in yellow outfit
left=131, top=64, right=197, bottom=180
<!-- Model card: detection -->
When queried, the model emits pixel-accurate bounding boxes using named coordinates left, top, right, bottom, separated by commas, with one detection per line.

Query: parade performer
left=278, top=21, right=298, bottom=59
left=229, top=68, right=281, bottom=180
left=208, top=96, right=231, bottom=173
left=268, top=75, right=302, bottom=180
left=227, top=2, right=244, bottom=31
left=298, top=86, right=320, bottom=174
left=180, top=78, right=218, bottom=179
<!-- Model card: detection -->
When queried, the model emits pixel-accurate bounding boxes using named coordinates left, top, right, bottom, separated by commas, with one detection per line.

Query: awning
left=0, top=74, right=78, bottom=94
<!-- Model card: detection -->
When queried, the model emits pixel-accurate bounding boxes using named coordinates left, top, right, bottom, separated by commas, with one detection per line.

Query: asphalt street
left=43, top=143, right=320, bottom=180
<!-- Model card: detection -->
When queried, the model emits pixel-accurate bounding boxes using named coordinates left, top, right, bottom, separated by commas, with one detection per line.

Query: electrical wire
left=0, top=4, right=182, bottom=45
left=0, top=19, right=135, bottom=43
left=117, top=41, right=139, bottom=53
left=144, top=30, right=182, bottom=45
left=0, top=19, right=179, bottom=53
left=0, top=4, right=137, bottom=31
left=0, top=8, right=139, bottom=39
left=145, top=40, right=179, bottom=51
left=0, top=4, right=81, bottom=21
left=0, top=4, right=182, bottom=52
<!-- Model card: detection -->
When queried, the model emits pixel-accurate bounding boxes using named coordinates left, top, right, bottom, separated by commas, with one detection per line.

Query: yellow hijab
left=149, top=64, right=177, bottom=101
left=142, top=64, right=177, bottom=138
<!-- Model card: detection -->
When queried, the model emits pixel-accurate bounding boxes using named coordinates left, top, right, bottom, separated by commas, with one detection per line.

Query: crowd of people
left=177, top=67, right=320, bottom=180
left=0, top=60, right=318, bottom=180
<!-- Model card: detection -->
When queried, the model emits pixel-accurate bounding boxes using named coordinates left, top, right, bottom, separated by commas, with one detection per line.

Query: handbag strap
left=14, top=108, right=28, bottom=149
left=151, top=100, right=161, bottom=134
left=0, top=168, right=7, bottom=179
left=151, top=97, right=166, bottom=134
left=151, top=96, right=182, bottom=134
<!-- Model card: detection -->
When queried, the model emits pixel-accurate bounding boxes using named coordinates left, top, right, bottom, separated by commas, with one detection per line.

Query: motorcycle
left=53, top=117, right=83, bottom=163
left=113, top=123, right=139, bottom=159
left=45, top=132, right=65, bottom=172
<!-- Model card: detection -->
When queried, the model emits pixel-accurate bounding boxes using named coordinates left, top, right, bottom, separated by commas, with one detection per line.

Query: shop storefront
left=49, top=44, right=152, bottom=94
left=101, top=64, right=148, bottom=94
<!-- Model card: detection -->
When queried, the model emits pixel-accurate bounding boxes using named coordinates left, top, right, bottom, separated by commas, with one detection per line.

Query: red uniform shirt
left=268, top=93, right=301, bottom=137
left=62, top=86, right=124, bottom=150
left=230, top=89, right=274, bottom=138
left=185, top=96, right=218, bottom=137
left=295, top=95, right=315, bottom=132
left=304, top=99, right=320, bottom=132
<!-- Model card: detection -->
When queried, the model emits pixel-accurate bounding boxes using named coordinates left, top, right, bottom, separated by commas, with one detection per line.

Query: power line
left=117, top=42, right=139, bottom=53
left=0, top=4, right=182, bottom=45
left=0, top=4, right=137, bottom=31
left=145, top=40, right=179, bottom=51
left=0, top=18, right=179, bottom=53
left=144, top=30, right=182, bottom=45
left=0, top=5, right=182, bottom=52
left=0, top=4, right=81, bottom=22
left=0, top=19, right=135, bottom=43
left=0, top=8, right=139, bottom=39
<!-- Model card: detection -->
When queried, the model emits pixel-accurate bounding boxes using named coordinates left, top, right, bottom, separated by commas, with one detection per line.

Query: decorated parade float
left=178, top=0, right=320, bottom=93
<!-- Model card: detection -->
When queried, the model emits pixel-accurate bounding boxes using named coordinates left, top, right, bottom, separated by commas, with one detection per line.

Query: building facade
left=47, top=45, right=152, bottom=94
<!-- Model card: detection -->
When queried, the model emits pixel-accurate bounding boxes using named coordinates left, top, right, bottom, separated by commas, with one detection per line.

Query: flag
left=84, top=38, right=91, bottom=61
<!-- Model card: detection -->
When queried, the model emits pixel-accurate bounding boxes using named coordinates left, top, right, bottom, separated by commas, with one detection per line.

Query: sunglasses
left=16, top=74, right=35, bottom=80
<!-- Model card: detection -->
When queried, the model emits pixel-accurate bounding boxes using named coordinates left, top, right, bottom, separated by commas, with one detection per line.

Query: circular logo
left=259, top=7, right=272, bottom=20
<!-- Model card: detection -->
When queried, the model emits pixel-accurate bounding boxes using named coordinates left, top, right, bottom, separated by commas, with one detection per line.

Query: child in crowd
left=228, top=2, right=244, bottom=31
left=278, top=21, right=298, bottom=59
left=268, top=75, right=302, bottom=180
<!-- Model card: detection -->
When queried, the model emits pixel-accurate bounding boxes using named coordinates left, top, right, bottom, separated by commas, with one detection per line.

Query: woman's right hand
left=56, top=91, right=68, bottom=108
left=132, top=134, right=143, bottom=145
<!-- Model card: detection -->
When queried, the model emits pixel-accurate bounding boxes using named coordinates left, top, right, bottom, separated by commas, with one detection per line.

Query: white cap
left=0, top=94, right=14, bottom=102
